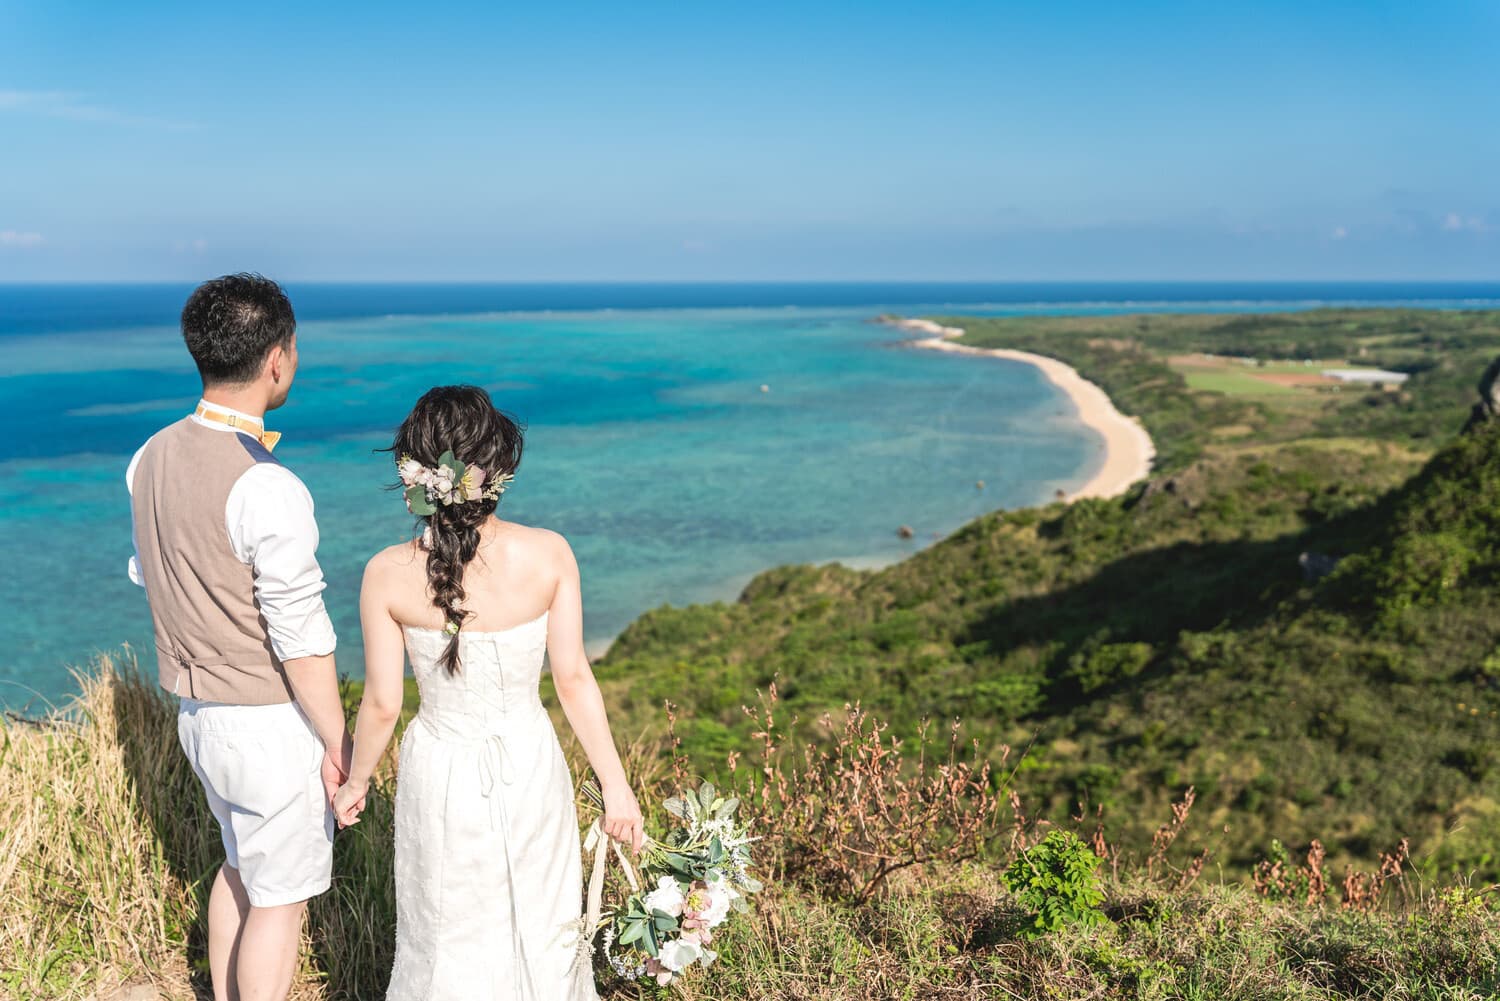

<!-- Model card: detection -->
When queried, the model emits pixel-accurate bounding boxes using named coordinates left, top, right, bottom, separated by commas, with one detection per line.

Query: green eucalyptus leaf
left=642, top=923, right=660, bottom=957
left=405, top=485, right=436, bottom=516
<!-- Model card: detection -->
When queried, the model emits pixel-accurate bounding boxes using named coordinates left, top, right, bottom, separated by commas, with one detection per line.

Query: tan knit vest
left=131, top=418, right=295, bottom=705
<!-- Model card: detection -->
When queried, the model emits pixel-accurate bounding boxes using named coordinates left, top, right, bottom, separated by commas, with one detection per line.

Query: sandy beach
left=886, top=317, right=1157, bottom=501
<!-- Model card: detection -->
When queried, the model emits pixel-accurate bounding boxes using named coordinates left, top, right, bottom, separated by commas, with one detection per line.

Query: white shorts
left=177, top=697, right=335, bottom=908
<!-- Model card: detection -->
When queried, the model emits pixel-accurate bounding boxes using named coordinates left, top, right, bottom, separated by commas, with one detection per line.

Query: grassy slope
left=595, top=308, right=1500, bottom=879
left=5, top=667, right=1498, bottom=1001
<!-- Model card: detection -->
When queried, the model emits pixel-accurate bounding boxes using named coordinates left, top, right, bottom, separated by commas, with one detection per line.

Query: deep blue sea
left=3, top=281, right=1498, bottom=709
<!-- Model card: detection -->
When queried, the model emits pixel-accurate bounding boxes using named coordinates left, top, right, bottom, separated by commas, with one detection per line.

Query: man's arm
left=228, top=463, right=350, bottom=785
left=282, top=653, right=350, bottom=751
left=125, top=443, right=147, bottom=588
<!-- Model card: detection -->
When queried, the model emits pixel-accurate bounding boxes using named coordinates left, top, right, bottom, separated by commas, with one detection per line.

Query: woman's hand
left=333, top=777, right=368, bottom=829
left=602, top=781, right=645, bottom=855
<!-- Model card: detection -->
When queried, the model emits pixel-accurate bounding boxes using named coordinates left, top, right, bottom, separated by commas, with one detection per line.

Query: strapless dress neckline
left=401, top=608, right=548, bottom=638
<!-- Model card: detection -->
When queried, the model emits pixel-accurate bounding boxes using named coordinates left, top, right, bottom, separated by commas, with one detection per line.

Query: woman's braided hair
left=388, top=385, right=524, bottom=674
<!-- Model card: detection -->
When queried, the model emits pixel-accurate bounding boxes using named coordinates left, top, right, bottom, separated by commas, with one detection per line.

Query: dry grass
left=726, top=683, right=1001, bottom=903
left=1, top=658, right=214, bottom=999
left=0, top=657, right=399, bottom=1000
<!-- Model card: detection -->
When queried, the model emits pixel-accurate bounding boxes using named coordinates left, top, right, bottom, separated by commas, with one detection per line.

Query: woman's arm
left=333, top=554, right=406, bottom=827
left=546, top=532, right=644, bottom=853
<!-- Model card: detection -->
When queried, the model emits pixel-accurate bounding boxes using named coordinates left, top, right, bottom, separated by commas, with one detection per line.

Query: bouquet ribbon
left=580, top=817, right=643, bottom=944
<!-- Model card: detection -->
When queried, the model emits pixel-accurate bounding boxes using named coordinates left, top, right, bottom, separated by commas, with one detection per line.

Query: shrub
left=1067, top=641, right=1155, bottom=694
left=1002, top=830, right=1107, bottom=937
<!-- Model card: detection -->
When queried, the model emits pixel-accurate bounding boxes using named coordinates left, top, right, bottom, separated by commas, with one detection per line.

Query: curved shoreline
left=589, top=317, right=1155, bottom=662
left=886, top=317, right=1157, bottom=502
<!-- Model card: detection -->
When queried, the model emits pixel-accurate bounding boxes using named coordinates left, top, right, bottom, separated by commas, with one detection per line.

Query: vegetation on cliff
left=596, top=309, right=1500, bottom=880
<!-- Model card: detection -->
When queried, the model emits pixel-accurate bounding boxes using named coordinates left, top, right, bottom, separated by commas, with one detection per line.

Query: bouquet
left=580, top=780, right=761, bottom=986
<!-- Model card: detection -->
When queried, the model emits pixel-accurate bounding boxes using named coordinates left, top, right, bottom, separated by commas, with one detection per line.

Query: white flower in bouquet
left=642, top=875, right=686, bottom=917
left=657, top=937, right=702, bottom=973
left=700, top=873, right=736, bottom=927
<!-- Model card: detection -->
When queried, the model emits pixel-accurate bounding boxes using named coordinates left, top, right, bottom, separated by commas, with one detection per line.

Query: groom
left=126, top=274, right=351, bottom=1001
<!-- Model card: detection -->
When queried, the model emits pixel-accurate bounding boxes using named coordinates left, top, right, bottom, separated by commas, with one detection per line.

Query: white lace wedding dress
left=387, top=610, right=599, bottom=1001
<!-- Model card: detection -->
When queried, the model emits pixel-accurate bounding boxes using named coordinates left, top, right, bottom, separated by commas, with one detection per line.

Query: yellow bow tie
left=194, top=404, right=281, bottom=452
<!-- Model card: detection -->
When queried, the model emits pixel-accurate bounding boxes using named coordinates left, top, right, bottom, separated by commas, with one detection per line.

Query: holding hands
left=324, top=735, right=366, bottom=829
left=333, top=776, right=367, bottom=828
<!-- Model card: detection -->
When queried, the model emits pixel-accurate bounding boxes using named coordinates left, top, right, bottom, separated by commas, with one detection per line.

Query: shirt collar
left=192, top=399, right=265, bottom=433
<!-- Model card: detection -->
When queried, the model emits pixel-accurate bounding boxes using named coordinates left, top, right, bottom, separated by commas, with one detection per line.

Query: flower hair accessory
left=397, top=450, right=513, bottom=517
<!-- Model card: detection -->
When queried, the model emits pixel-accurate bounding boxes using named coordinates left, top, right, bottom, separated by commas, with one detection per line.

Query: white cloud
left=1442, top=212, right=1489, bottom=233
left=0, top=88, right=193, bottom=129
left=0, top=89, right=66, bottom=109
left=173, top=238, right=209, bottom=254
left=0, top=230, right=43, bottom=247
left=1331, top=226, right=1348, bottom=240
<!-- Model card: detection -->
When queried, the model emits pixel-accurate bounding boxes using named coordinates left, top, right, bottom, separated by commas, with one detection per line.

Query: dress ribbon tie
left=414, top=709, right=540, bottom=1001
left=475, top=727, right=539, bottom=1001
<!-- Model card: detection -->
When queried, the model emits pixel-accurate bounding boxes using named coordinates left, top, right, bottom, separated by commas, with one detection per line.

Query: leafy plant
left=1002, top=830, right=1107, bottom=936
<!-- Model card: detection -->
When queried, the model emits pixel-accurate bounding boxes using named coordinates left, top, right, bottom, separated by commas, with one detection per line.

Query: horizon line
left=4, top=277, right=1500, bottom=287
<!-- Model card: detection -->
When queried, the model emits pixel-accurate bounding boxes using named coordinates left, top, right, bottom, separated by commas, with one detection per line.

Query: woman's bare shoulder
left=500, top=521, right=575, bottom=566
left=364, top=538, right=424, bottom=578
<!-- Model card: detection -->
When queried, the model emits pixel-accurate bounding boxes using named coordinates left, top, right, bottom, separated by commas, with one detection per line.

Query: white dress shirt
left=127, top=400, right=338, bottom=662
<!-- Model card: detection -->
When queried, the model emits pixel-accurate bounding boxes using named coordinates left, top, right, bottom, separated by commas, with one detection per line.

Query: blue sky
left=1, top=1, right=1496, bottom=281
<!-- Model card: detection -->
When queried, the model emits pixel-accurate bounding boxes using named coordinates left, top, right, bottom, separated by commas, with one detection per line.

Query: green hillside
left=593, top=309, right=1500, bottom=879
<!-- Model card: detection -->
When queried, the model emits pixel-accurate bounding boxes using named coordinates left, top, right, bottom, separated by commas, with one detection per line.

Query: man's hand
left=333, top=778, right=368, bottom=829
left=321, top=738, right=352, bottom=807
left=602, top=781, right=645, bottom=855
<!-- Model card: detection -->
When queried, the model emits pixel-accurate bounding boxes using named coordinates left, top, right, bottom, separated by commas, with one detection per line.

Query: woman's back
left=372, top=518, right=563, bottom=636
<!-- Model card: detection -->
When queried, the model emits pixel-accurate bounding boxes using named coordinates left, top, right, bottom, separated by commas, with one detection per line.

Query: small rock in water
left=975, top=479, right=985, bottom=490
left=897, top=524, right=914, bottom=539
left=760, top=384, right=770, bottom=393
left=1055, top=488, right=1067, bottom=499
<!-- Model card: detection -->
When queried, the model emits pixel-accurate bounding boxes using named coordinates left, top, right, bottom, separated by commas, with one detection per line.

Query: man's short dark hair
left=181, top=273, right=297, bottom=385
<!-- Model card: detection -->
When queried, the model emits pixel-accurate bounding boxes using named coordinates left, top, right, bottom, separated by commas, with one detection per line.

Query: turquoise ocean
left=3, top=282, right=1497, bottom=709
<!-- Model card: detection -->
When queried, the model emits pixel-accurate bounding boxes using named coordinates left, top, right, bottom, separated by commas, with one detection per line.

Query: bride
left=333, top=385, right=643, bottom=1000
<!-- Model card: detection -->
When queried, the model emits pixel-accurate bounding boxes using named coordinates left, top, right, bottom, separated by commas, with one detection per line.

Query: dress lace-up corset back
left=387, top=610, right=599, bottom=1001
